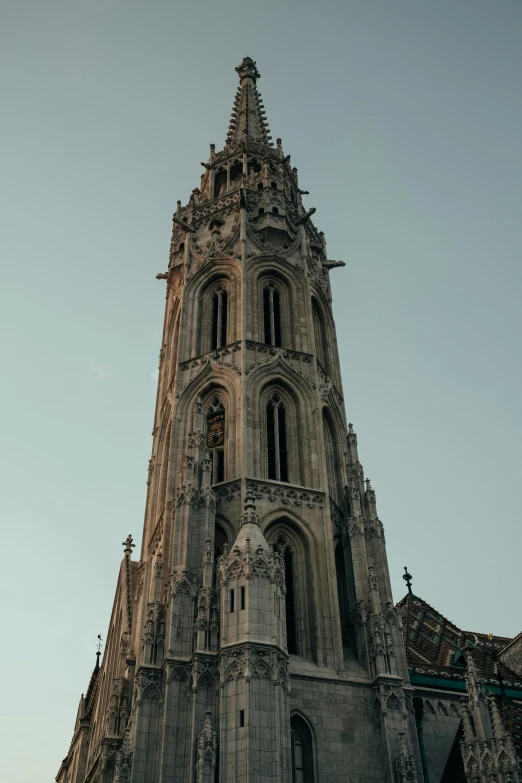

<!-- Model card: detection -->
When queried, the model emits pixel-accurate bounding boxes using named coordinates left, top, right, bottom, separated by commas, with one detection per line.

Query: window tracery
left=207, top=397, right=226, bottom=484
left=263, top=282, right=282, bottom=347
left=291, top=715, right=314, bottom=783
left=211, top=286, right=228, bottom=350
left=266, top=393, right=288, bottom=482
left=276, top=535, right=298, bottom=654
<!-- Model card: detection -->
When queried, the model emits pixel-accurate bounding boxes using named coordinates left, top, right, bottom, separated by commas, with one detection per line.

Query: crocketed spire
left=225, top=57, right=272, bottom=146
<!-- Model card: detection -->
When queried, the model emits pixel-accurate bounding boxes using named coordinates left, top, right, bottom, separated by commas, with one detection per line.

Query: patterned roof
left=399, top=592, right=522, bottom=761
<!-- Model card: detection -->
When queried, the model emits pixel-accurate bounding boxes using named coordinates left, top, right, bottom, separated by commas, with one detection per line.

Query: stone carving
left=218, top=538, right=284, bottom=590
left=196, top=710, right=217, bottom=781
left=214, top=480, right=241, bottom=503
left=374, top=679, right=407, bottom=717
left=395, top=731, right=418, bottom=783
left=218, top=645, right=288, bottom=687
left=247, top=480, right=324, bottom=509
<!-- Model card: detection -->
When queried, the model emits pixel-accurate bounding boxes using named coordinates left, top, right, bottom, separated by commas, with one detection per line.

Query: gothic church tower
left=57, top=58, right=423, bottom=783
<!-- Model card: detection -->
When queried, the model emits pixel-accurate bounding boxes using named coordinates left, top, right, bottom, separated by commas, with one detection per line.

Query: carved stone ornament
left=247, top=480, right=324, bottom=509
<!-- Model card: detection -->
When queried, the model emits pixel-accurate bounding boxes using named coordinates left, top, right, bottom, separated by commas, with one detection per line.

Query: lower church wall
left=290, top=675, right=386, bottom=783
left=416, top=696, right=461, bottom=783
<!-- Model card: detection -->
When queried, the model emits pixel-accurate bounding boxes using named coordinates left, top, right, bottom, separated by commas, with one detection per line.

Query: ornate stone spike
left=487, top=692, right=505, bottom=738
left=240, top=490, right=260, bottom=527
left=347, top=423, right=358, bottom=444
left=122, top=535, right=135, bottom=556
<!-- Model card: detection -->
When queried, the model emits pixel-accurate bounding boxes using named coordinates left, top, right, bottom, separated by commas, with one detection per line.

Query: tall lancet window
left=207, top=398, right=225, bottom=484
left=312, top=299, right=329, bottom=374
left=266, top=394, right=288, bottom=482
left=276, top=536, right=298, bottom=655
left=291, top=715, right=314, bottom=783
left=211, top=286, right=228, bottom=350
left=263, top=282, right=282, bottom=347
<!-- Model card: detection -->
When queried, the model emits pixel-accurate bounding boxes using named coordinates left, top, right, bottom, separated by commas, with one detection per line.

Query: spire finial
left=403, top=566, right=413, bottom=595
left=240, top=489, right=260, bottom=527
left=95, top=634, right=103, bottom=669
left=226, top=58, right=272, bottom=146
left=235, top=56, right=260, bottom=82
left=123, top=534, right=135, bottom=556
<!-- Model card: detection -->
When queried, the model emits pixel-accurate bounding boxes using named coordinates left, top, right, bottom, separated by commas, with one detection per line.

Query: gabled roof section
left=399, top=593, right=522, bottom=762
left=398, top=592, right=517, bottom=684
left=225, top=57, right=273, bottom=147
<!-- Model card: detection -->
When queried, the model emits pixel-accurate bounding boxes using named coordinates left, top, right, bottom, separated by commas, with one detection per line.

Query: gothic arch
left=172, top=370, right=239, bottom=482
left=248, top=259, right=308, bottom=352
left=334, top=541, right=357, bottom=659
left=311, top=294, right=341, bottom=387
left=290, top=711, right=317, bottom=783
left=247, top=362, right=319, bottom=487
left=263, top=515, right=318, bottom=662
left=182, top=260, right=241, bottom=358
left=321, top=408, right=342, bottom=503
left=311, top=296, right=328, bottom=373
left=149, top=413, right=172, bottom=535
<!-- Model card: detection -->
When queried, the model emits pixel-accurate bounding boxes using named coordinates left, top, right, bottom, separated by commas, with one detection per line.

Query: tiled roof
left=399, top=593, right=522, bottom=762
left=398, top=593, right=521, bottom=688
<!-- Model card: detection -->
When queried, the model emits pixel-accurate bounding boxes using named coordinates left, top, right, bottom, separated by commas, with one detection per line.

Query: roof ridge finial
left=95, top=633, right=103, bottom=669
left=403, top=566, right=413, bottom=595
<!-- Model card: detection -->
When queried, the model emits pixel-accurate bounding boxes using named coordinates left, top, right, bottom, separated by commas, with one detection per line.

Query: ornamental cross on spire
left=403, top=566, right=413, bottom=595
left=123, top=534, right=135, bottom=556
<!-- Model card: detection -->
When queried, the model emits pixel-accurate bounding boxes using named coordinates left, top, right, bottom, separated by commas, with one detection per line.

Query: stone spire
left=225, top=57, right=272, bottom=146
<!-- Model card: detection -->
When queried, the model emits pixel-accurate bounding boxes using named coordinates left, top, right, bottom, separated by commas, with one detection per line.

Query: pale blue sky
left=1, top=1, right=521, bottom=780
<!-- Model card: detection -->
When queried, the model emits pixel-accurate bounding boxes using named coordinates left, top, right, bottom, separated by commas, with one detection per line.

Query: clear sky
left=1, top=1, right=521, bottom=780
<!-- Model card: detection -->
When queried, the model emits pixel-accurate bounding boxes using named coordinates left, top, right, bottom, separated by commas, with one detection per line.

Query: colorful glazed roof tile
left=399, top=592, right=522, bottom=762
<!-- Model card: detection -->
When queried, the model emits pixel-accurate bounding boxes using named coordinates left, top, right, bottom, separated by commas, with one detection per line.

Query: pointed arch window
left=276, top=536, right=298, bottom=654
left=291, top=715, right=314, bottom=783
left=312, top=301, right=327, bottom=372
left=263, top=282, right=282, bottom=347
left=207, top=397, right=226, bottom=484
left=267, top=394, right=288, bottom=482
left=211, top=286, right=228, bottom=350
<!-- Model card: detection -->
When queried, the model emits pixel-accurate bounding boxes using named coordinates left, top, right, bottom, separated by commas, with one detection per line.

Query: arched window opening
left=271, top=181, right=277, bottom=190
left=263, top=283, right=282, bottom=347
left=312, top=301, right=327, bottom=372
left=207, top=397, right=225, bottom=484
left=272, top=206, right=279, bottom=215
left=214, top=169, right=227, bottom=198
left=276, top=536, right=298, bottom=654
left=267, top=394, right=288, bottom=482
left=211, top=287, right=228, bottom=350
left=323, top=414, right=339, bottom=502
left=229, top=161, right=243, bottom=185
left=284, top=548, right=297, bottom=654
left=258, top=207, right=265, bottom=215
left=213, top=524, right=228, bottom=588
left=258, top=182, right=264, bottom=191
left=291, top=715, right=314, bottom=783
left=335, top=543, right=357, bottom=658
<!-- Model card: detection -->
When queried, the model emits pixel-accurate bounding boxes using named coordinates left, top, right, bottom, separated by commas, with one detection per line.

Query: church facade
left=56, top=58, right=521, bottom=783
